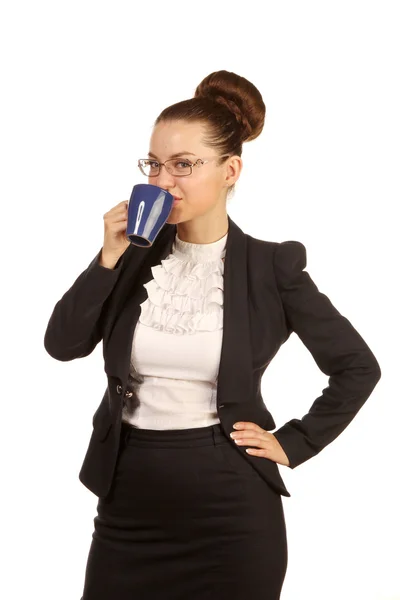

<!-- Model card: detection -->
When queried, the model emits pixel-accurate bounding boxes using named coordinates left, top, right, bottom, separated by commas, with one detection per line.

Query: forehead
left=149, top=120, right=207, bottom=158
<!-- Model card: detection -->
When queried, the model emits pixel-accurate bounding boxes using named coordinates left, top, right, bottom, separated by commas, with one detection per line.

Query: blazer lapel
left=104, top=215, right=255, bottom=427
left=216, top=216, right=254, bottom=414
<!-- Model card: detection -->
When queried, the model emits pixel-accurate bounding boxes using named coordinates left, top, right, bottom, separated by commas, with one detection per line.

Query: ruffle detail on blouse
left=139, top=253, right=225, bottom=335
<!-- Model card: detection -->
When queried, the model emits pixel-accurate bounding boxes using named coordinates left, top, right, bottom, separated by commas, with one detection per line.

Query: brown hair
left=153, top=70, right=266, bottom=199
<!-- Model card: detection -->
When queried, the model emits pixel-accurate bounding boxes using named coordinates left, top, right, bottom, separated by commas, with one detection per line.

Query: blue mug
left=126, top=184, right=174, bottom=247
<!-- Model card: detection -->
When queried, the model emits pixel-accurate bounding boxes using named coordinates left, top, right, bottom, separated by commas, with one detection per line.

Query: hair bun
left=194, top=70, right=265, bottom=142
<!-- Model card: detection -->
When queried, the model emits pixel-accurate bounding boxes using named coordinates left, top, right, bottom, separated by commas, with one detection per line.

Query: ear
left=224, top=155, right=243, bottom=187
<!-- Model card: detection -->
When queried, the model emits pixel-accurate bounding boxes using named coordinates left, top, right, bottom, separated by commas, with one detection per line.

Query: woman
left=44, top=70, right=381, bottom=599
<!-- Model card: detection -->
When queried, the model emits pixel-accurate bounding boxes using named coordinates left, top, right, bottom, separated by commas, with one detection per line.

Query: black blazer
left=44, top=215, right=381, bottom=498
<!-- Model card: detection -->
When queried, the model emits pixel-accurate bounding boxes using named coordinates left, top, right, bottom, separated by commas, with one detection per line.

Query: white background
left=1, top=1, right=399, bottom=599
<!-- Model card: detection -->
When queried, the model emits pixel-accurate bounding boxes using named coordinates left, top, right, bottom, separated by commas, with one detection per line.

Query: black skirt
left=81, top=421, right=288, bottom=600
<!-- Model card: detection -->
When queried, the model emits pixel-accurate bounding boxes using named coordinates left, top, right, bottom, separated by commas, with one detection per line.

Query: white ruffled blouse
left=122, top=230, right=227, bottom=430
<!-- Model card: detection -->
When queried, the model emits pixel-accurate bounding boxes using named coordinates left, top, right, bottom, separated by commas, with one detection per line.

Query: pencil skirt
left=80, top=421, right=288, bottom=600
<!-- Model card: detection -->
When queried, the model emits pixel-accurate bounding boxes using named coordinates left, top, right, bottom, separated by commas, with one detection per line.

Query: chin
left=165, top=213, right=181, bottom=225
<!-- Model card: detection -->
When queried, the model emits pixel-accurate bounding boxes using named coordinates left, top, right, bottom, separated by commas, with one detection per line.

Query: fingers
left=104, top=201, right=128, bottom=220
left=232, top=434, right=270, bottom=447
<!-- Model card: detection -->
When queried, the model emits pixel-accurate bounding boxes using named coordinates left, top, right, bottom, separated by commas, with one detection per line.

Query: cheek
left=178, top=180, right=203, bottom=203
left=180, top=175, right=218, bottom=201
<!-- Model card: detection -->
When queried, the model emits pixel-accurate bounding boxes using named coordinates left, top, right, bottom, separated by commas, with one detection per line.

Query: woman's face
left=147, top=120, right=242, bottom=226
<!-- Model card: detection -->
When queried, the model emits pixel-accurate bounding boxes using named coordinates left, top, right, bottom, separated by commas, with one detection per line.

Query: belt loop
left=211, top=424, right=218, bottom=447
left=121, top=422, right=131, bottom=447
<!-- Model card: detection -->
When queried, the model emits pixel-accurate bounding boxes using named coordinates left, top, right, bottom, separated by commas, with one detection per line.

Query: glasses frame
left=137, top=154, right=232, bottom=177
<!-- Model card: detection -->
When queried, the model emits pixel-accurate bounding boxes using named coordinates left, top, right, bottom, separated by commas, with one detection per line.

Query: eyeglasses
left=137, top=154, right=231, bottom=177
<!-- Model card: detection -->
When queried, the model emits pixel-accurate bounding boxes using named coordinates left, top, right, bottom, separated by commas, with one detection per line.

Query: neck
left=176, top=214, right=229, bottom=245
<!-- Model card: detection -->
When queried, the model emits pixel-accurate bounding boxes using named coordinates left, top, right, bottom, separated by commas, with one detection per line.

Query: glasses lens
left=139, top=159, right=159, bottom=177
left=139, top=159, right=192, bottom=177
left=167, top=159, right=192, bottom=176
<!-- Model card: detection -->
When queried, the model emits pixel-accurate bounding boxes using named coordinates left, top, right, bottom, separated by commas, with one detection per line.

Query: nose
left=153, top=164, right=176, bottom=191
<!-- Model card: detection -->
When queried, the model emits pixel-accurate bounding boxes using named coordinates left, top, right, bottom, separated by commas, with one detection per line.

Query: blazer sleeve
left=271, top=240, right=381, bottom=469
left=44, top=247, right=128, bottom=361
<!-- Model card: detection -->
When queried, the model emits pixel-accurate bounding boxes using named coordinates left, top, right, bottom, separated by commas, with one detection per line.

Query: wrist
left=99, top=251, right=119, bottom=270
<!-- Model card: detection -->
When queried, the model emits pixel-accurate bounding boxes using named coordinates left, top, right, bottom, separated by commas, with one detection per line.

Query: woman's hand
left=230, top=422, right=290, bottom=467
left=100, top=200, right=131, bottom=268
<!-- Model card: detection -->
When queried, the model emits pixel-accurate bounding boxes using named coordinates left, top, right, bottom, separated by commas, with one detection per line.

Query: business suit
left=44, top=214, right=381, bottom=500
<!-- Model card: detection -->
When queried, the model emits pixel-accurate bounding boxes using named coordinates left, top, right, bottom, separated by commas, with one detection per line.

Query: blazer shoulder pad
left=272, top=240, right=307, bottom=287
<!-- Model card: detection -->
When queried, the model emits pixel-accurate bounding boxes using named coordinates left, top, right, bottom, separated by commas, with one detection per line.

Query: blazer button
left=116, top=384, right=122, bottom=395
left=124, top=390, right=133, bottom=398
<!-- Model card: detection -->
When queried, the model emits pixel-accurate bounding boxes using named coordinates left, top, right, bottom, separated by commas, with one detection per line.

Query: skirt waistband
left=120, top=421, right=230, bottom=448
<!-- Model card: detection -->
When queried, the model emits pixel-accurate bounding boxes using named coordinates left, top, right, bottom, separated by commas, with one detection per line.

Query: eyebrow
left=147, top=151, right=197, bottom=159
